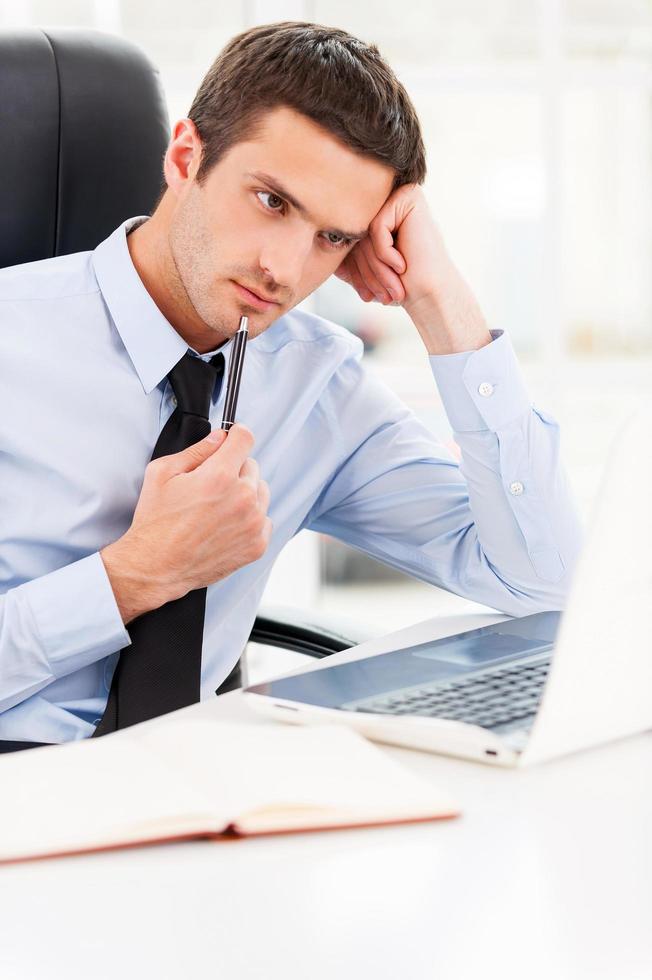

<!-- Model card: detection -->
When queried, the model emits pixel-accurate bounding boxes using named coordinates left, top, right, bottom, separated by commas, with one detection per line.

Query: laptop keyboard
left=343, top=656, right=551, bottom=730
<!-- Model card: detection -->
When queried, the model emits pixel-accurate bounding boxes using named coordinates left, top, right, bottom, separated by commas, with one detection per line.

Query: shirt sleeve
left=302, top=329, right=584, bottom=618
left=0, top=551, right=131, bottom=713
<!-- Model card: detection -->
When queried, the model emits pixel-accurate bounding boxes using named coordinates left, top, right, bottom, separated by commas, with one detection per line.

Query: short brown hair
left=186, top=21, right=427, bottom=192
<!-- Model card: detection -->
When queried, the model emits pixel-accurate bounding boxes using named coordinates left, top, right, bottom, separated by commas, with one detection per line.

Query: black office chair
left=0, top=27, right=371, bottom=690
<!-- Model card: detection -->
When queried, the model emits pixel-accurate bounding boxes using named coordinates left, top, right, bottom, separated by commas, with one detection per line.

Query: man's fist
left=101, top=423, right=272, bottom=624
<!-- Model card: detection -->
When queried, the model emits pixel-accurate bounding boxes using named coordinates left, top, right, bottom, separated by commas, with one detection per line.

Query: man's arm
left=0, top=552, right=132, bottom=713
left=301, top=330, right=583, bottom=617
left=318, top=182, right=583, bottom=613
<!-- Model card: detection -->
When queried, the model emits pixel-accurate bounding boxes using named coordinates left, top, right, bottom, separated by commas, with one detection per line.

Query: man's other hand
left=333, top=184, right=492, bottom=354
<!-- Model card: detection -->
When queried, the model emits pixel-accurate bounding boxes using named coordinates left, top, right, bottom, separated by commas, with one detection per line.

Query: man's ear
left=163, top=118, right=203, bottom=196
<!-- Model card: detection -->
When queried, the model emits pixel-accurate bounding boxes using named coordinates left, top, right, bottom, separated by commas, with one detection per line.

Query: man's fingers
left=239, top=456, right=259, bottom=491
left=257, top=478, right=270, bottom=513
left=334, top=252, right=356, bottom=284
left=261, top=515, right=274, bottom=547
left=334, top=266, right=352, bottom=284
left=239, top=460, right=270, bottom=516
left=374, top=221, right=406, bottom=274
left=154, top=427, right=229, bottom=479
left=355, top=247, right=389, bottom=301
left=206, top=422, right=255, bottom=472
left=347, top=260, right=375, bottom=302
left=356, top=244, right=404, bottom=303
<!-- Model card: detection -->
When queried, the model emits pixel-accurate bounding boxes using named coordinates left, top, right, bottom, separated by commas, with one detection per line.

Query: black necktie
left=93, top=350, right=225, bottom=736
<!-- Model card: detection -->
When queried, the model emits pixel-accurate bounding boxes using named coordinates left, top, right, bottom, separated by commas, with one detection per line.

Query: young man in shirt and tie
left=0, top=22, right=582, bottom=747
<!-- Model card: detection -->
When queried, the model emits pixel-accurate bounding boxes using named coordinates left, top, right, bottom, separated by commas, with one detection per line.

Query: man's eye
left=257, top=191, right=352, bottom=251
left=257, top=191, right=286, bottom=213
left=322, top=232, right=353, bottom=250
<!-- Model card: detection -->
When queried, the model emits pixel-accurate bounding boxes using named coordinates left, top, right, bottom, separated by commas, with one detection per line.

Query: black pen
left=220, top=315, right=248, bottom=430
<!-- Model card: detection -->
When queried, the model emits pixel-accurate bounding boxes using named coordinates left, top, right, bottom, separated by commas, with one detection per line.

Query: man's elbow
left=488, top=540, right=583, bottom=619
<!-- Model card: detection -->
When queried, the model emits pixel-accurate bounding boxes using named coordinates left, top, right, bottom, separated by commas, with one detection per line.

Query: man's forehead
left=228, top=106, right=395, bottom=235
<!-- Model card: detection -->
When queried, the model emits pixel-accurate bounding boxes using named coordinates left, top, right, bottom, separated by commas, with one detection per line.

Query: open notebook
left=0, top=719, right=459, bottom=864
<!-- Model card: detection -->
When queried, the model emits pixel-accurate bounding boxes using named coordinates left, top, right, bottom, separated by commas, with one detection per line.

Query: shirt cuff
left=428, top=329, right=532, bottom=433
left=22, top=551, right=132, bottom=679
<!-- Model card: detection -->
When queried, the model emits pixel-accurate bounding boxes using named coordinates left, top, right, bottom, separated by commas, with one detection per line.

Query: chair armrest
left=249, top=604, right=380, bottom=659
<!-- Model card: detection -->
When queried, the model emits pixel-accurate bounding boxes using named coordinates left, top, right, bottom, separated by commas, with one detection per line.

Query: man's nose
left=258, top=226, right=313, bottom=295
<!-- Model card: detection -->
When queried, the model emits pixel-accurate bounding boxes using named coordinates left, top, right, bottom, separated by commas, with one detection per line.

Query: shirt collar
left=91, top=215, right=234, bottom=395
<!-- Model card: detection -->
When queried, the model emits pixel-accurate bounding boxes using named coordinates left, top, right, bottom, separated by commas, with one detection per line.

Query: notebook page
left=0, top=733, right=219, bottom=862
left=135, top=720, right=459, bottom=828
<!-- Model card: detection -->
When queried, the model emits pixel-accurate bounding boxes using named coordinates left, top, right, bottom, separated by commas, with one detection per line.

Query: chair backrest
left=0, top=27, right=170, bottom=269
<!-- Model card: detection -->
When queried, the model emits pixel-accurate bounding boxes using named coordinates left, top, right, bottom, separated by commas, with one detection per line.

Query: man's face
left=166, top=106, right=396, bottom=346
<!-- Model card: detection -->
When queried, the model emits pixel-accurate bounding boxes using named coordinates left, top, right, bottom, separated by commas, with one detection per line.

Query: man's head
left=134, top=21, right=427, bottom=352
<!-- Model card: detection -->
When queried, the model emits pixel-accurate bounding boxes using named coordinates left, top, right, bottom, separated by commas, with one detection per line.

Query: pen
left=220, top=315, right=248, bottom=430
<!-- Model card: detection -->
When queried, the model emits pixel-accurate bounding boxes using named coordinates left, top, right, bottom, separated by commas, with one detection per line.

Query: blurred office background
left=4, top=0, right=651, bottom=638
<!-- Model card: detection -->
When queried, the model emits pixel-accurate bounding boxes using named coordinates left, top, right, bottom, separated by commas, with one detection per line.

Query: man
left=0, top=22, right=582, bottom=747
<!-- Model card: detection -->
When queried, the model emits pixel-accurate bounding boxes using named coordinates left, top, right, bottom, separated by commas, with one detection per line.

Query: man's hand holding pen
left=101, top=422, right=271, bottom=626
left=333, top=184, right=493, bottom=355
left=100, top=316, right=270, bottom=627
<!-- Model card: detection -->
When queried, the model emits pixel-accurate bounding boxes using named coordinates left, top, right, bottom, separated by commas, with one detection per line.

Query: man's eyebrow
left=245, top=170, right=369, bottom=241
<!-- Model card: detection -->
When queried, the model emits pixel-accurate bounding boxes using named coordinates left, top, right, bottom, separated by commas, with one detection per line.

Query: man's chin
left=236, top=306, right=287, bottom=335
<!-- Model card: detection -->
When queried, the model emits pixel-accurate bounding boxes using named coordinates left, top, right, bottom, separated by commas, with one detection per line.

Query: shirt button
left=171, top=395, right=177, bottom=407
left=478, top=382, right=494, bottom=397
left=509, top=481, right=524, bottom=496
left=92, top=718, right=102, bottom=727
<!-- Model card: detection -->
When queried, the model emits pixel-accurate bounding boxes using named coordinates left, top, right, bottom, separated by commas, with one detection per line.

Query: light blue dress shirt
left=0, top=216, right=583, bottom=744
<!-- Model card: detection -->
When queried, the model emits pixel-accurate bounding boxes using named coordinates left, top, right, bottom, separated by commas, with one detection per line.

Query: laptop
left=244, top=404, right=652, bottom=767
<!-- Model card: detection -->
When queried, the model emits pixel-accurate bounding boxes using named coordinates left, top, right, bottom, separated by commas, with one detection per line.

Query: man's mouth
left=232, top=281, right=280, bottom=311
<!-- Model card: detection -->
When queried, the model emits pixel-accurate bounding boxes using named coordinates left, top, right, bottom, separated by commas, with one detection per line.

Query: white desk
left=1, top=610, right=650, bottom=980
